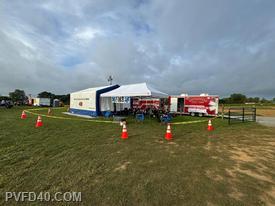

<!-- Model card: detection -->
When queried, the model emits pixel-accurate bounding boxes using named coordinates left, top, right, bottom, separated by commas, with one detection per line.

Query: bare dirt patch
left=206, top=201, right=217, bottom=206
left=225, top=168, right=236, bottom=178
left=257, top=108, right=275, bottom=117
left=231, top=149, right=255, bottom=162
left=204, top=141, right=212, bottom=151
left=155, top=139, right=164, bottom=144
left=228, top=187, right=244, bottom=201
left=237, top=169, right=273, bottom=183
left=167, top=142, right=179, bottom=146
left=205, top=170, right=224, bottom=182
left=224, top=138, right=275, bottom=205
left=261, top=186, right=275, bottom=206
left=227, top=144, right=273, bottom=183
left=114, top=161, right=131, bottom=172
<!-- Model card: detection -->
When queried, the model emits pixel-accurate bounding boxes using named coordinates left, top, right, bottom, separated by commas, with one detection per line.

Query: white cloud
left=0, top=0, right=275, bottom=98
left=73, top=27, right=104, bottom=41
left=170, top=56, right=183, bottom=66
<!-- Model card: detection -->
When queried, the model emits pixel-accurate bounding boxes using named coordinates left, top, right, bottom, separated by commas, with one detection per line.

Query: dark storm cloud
left=0, top=0, right=275, bottom=97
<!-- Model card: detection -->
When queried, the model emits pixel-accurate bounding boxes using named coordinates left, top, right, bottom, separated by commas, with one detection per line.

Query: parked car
left=0, top=100, right=13, bottom=108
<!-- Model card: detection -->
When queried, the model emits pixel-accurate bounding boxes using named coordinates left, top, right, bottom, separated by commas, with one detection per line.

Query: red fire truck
left=169, top=94, right=219, bottom=116
left=132, top=98, right=161, bottom=110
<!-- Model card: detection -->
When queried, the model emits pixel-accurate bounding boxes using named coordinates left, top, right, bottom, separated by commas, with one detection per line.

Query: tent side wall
left=70, top=91, right=97, bottom=116
left=100, top=97, right=114, bottom=112
left=96, top=85, right=119, bottom=115
left=70, top=84, right=119, bottom=116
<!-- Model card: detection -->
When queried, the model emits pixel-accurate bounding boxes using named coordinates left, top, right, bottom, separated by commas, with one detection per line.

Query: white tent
left=101, top=82, right=168, bottom=98
left=69, top=84, right=119, bottom=116
left=101, top=83, right=168, bottom=112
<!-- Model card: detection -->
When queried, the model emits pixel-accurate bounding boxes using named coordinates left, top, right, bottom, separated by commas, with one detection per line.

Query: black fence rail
left=227, top=107, right=256, bottom=124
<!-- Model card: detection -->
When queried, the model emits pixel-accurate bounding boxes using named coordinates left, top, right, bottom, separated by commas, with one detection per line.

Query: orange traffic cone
left=165, top=123, right=172, bottom=140
left=35, top=116, right=43, bottom=128
left=121, top=122, right=128, bottom=139
left=207, top=119, right=214, bottom=131
left=21, top=111, right=27, bottom=119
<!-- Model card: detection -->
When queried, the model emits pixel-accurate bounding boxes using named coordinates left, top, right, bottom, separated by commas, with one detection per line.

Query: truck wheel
left=191, top=112, right=195, bottom=117
left=198, top=113, right=203, bottom=117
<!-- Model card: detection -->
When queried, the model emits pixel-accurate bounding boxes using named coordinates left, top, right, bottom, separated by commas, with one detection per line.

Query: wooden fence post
left=228, top=109, right=231, bottom=125
left=222, top=104, right=224, bottom=120
left=242, top=108, right=245, bottom=122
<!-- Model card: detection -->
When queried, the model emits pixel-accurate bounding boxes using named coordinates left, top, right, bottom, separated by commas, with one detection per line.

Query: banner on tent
left=111, top=96, right=130, bottom=104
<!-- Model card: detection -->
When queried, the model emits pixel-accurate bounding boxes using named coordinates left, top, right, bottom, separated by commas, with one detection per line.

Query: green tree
left=37, top=91, right=55, bottom=99
left=38, top=91, right=56, bottom=105
left=219, top=97, right=231, bottom=104
left=253, top=97, right=260, bottom=103
left=230, top=93, right=247, bottom=104
left=54, top=94, right=70, bottom=105
left=9, top=89, right=27, bottom=104
left=0, top=96, right=11, bottom=101
left=260, top=98, right=271, bottom=104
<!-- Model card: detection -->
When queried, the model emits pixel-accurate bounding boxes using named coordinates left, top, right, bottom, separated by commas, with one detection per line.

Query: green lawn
left=0, top=107, right=275, bottom=205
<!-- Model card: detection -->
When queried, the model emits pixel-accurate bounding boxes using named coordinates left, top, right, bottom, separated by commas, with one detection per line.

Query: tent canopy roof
left=71, top=85, right=117, bottom=94
left=101, top=83, right=168, bottom=98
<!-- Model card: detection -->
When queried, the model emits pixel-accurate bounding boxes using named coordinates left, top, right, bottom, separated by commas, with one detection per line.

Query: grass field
left=1, top=107, right=275, bottom=205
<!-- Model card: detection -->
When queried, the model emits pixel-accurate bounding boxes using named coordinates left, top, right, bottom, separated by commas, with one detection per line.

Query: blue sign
left=111, top=96, right=130, bottom=103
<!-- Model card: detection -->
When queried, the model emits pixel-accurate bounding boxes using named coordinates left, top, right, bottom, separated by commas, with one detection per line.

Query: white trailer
left=169, top=94, right=219, bottom=117
left=33, top=98, right=51, bottom=106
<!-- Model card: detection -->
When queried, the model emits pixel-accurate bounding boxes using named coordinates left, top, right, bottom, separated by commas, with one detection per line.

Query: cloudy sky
left=0, top=0, right=275, bottom=98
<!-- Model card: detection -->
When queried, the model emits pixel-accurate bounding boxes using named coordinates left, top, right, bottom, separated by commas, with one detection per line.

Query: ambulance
left=169, top=94, right=219, bottom=116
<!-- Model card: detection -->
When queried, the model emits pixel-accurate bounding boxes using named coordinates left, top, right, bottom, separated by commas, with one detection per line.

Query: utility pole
left=107, top=75, right=113, bottom=85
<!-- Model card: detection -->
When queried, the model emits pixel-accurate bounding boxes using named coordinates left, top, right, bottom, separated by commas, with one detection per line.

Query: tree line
left=219, top=93, right=275, bottom=104
left=1, top=90, right=274, bottom=105
left=0, top=89, right=70, bottom=105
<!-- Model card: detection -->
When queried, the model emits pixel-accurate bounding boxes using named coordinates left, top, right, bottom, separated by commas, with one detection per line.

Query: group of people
left=113, top=107, right=171, bottom=122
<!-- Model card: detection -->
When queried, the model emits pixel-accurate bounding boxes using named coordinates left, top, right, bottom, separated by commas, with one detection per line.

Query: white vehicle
left=33, top=98, right=51, bottom=106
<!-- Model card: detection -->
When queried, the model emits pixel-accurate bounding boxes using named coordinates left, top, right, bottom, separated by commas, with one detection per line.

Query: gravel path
left=257, top=116, right=275, bottom=127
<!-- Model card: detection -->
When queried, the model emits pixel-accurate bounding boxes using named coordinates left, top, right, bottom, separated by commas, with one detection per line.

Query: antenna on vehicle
left=107, top=75, right=113, bottom=85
